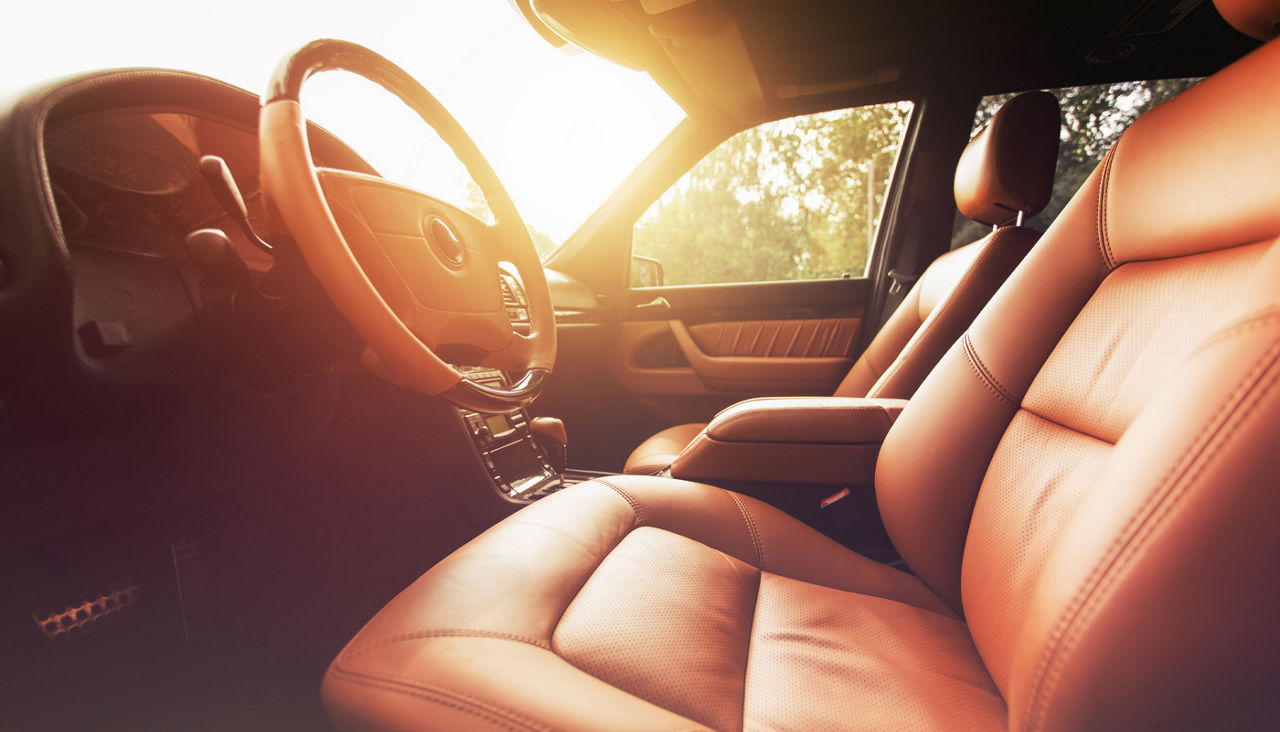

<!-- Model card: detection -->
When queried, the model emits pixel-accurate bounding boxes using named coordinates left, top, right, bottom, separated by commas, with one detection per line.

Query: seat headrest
left=1215, top=0, right=1280, bottom=40
left=954, top=91, right=1061, bottom=226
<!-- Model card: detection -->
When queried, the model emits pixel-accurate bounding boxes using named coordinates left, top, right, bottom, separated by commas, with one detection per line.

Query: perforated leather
left=623, top=92, right=1054, bottom=476
left=324, top=33, right=1280, bottom=732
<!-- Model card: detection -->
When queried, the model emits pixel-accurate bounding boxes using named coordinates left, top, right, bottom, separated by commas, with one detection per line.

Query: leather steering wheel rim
left=258, top=39, right=555, bottom=412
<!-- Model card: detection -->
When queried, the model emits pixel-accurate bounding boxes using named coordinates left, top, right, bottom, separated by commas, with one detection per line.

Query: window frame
left=626, top=97, right=922, bottom=291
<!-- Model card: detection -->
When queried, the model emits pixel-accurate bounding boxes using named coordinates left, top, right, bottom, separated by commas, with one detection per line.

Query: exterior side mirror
left=631, top=254, right=665, bottom=288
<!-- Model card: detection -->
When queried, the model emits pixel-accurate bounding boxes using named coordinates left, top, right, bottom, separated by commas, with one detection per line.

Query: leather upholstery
left=625, top=225, right=1039, bottom=475
left=322, top=477, right=994, bottom=730
left=953, top=91, right=1062, bottom=226
left=687, top=317, right=860, bottom=358
left=623, top=422, right=704, bottom=474
left=875, top=37, right=1280, bottom=727
left=324, top=37, right=1280, bottom=732
left=1216, top=0, right=1280, bottom=39
left=623, top=94, right=1053, bottom=475
left=667, top=397, right=905, bottom=486
left=696, top=396, right=905, bottom=444
left=844, top=226, right=1039, bottom=400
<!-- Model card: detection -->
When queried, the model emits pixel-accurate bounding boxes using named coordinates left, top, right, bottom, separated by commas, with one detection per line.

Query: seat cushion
left=623, top=422, right=706, bottom=474
left=321, top=476, right=1004, bottom=730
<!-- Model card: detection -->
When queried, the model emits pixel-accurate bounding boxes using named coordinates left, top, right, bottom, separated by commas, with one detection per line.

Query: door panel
left=669, top=320, right=853, bottom=392
left=686, top=317, right=860, bottom=358
left=608, top=277, right=869, bottom=426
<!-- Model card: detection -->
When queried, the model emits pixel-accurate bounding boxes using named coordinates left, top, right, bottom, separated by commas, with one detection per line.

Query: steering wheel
left=258, top=39, right=555, bottom=412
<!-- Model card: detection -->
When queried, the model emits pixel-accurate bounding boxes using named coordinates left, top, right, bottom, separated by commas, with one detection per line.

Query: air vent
left=500, top=272, right=530, bottom=324
left=33, top=585, right=140, bottom=641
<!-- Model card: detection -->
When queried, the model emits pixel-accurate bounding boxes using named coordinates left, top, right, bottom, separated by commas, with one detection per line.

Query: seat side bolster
left=325, top=636, right=710, bottom=731
left=1009, top=294, right=1280, bottom=731
left=599, top=474, right=955, bottom=617
left=876, top=163, right=1110, bottom=611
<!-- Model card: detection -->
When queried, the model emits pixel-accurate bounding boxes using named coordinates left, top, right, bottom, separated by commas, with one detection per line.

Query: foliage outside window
left=633, top=102, right=913, bottom=287
left=951, top=78, right=1200, bottom=246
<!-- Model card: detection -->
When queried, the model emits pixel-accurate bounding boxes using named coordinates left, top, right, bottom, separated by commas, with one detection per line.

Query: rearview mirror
left=631, top=255, right=664, bottom=288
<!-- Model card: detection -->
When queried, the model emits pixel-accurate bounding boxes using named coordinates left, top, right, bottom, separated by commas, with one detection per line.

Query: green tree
left=634, top=102, right=913, bottom=286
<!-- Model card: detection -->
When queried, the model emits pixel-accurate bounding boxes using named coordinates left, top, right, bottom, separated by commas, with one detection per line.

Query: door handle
left=634, top=296, right=672, bottom=315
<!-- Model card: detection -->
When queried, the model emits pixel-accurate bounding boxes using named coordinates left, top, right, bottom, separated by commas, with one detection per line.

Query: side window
left=632, top=101, right=914, bottom=287
left=950, top=78, right=1200, bottom=247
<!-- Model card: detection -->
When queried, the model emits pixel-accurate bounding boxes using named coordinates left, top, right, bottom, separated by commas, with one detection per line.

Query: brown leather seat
left=623, top=91, right=1061, bottom=475
left=321, top=34, right=1280, bottom=732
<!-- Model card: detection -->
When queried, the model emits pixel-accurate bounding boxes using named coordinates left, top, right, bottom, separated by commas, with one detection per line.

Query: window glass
left=633, top=101, right=914, bottom=287
left=950, top=78, right=1200, bottom=247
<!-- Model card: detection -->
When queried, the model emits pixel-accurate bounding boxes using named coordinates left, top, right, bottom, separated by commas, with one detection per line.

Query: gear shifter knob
left=529, top=417, right=567, bottom=476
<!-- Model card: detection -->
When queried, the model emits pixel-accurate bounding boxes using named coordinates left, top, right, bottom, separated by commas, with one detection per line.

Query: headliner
left=518, top=0, right=1259, bottom=122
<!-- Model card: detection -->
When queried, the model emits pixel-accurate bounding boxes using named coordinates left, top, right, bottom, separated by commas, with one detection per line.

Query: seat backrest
left=876, top=37, right=1280, bottom=730
left=836, top=91, right=1060, bottom=399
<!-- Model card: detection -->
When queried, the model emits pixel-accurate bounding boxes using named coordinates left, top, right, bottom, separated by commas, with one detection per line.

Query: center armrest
left=669, top=397, right=908, bottom=486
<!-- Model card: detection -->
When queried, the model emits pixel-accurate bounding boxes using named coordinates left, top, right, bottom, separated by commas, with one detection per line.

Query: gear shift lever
left=529, top=417, right=567, bottom=477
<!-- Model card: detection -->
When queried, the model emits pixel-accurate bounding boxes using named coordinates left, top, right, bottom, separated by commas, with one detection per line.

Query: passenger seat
left=623, top=91, right=1062, bottom=475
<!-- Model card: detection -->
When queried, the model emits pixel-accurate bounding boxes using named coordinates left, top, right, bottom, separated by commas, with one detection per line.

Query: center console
left=455, top=367, right=564, bottom=502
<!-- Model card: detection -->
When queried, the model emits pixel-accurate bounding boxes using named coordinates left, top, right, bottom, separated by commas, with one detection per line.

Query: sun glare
left=1, top=0, right=686, bottom=243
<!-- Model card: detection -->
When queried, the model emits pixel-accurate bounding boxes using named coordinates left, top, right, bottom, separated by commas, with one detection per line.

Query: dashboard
left=46, top=109, right=278, bottom=272
left=0, top=69, right=584, bottom=515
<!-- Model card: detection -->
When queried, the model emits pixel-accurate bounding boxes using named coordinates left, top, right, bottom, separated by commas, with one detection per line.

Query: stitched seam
left=1190, top=308, right=1280, bottom=357
left=343, top=629, right=551, bottom=661
left=328, top=675, right=535, bottom=730
left=740, top=568, right=764, bottom=732
left=965, top=333, right=1018, bottom=399
left=876, top=230, right=1022, bottom=394
left=331, top=666, right=555, bottom=731
left=962, top=340, right=1018, bottom=408
left=1023, top=337, right=1280, bottom=730
left=595, top=478, right=647, bottom=526
left=727, top=491, right=765, bottom=569
left=1095, top=146, right=1117, bottom=271
left=962, top=333, right=1019, bottom=407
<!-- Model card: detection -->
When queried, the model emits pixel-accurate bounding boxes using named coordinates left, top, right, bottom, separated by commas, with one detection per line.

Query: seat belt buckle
left=886, top=269, right=916, bottom=296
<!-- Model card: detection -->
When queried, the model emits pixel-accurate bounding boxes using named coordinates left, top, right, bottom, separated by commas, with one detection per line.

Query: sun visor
left=648, top=7, right=766, bottom=123
left=530, top=0, right=667, bottom=70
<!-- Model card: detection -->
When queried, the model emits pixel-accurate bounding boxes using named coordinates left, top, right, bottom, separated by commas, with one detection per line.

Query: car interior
left=1, top=0, right=1277, bottom=729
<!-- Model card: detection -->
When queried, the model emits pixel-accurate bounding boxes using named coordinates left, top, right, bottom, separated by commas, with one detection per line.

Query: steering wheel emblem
left=423, top=215, right=465, bottom=267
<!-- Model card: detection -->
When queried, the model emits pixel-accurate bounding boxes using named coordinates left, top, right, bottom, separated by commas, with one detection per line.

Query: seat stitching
left=329, top=675, right=533, bottom=730
left=329, top=667, right=554, bottom=731
left=594, top=477, right=647, bottom=526
left=342, top=629, right=551, bottom=661
left=740, top=566, right=765, bottom=732
left=1189, top=307, right=1280, bottom=357
left=727, top=491, right=765, bottom=568
left=1023, top=336, right=1280, bottom=730
left=962, top=333, right=1019, bottom=407
left=873, top=229, right=1022, bottom=397
left=1096, top=146, right=1118, bottom=271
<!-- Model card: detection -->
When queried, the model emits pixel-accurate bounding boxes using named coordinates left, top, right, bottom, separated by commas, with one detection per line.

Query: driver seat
left=321, top=37, right=1280, bottom=732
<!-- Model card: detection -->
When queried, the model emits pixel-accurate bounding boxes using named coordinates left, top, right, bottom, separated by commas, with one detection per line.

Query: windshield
left=2, top=0, right=685, bottom=249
